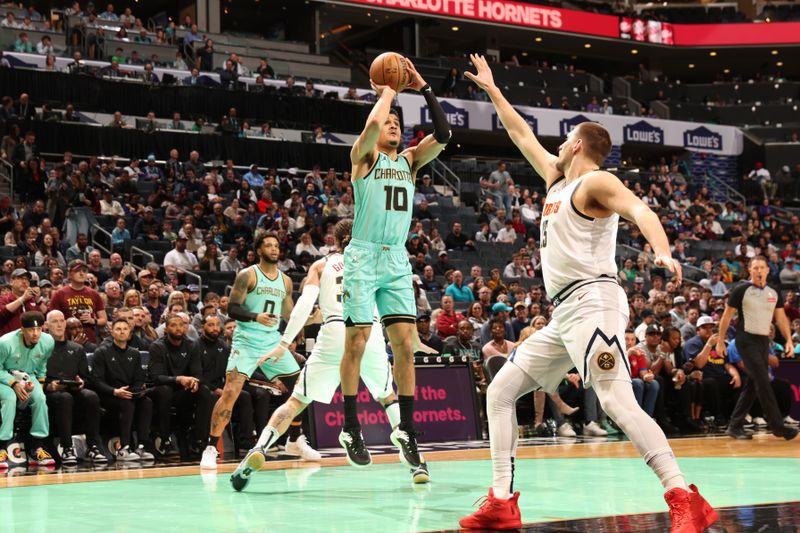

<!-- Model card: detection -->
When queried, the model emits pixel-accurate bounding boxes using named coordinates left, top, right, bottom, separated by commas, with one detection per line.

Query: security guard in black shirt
left=148, top=313, right=212, bottom=457
left=717, top=255, right=798, bottom=441
left=44, top=310, right=106, bottom=465
left=199, top=314, right=255, bottom=450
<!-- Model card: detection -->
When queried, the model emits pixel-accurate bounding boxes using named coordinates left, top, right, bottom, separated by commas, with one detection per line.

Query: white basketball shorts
left=293, top=320, right=394, bottom=404
left=509, top=279, right=632, bottom=392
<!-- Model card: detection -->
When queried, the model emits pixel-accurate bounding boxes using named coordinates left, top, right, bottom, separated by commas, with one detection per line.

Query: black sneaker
left=86, top=445, right=108, bottom=463
left=61, top=446, right=78, bottom=466
left=725, top=426, right=753, bottom=440
left=339, top=428, right=371, bottom=467
left=391, top=427, right=423, bottom=468
left=155, top=437, right=180, bottom=458
left=411, top=461, right=430, bottom=484
left=775, top=425, right=798, bottom=441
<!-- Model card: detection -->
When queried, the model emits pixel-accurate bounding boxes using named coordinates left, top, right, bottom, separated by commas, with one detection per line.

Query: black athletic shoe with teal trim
left=339, top=428, right=371, bottom=467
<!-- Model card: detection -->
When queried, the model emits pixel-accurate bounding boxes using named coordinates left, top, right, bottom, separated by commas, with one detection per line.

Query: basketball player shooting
left=459, top=54, right=717, bottom=533
left=338, top=57, right=451, bottom=471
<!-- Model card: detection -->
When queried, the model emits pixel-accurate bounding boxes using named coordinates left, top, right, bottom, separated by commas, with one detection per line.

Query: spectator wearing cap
left=433, top=250, right=450, bottom=276
left=444, top=270, right=474, bottom=304
left=480, top=302, right=514, bottom=345
left=48, top=259, right=107, bottom=344
left=0, top=311, right=56, bottom=468
left=435, top=295, right=465, bottom=340
left=415, top=312, right=443, bottom=356
left=669, top=296, right=688, bottom=328
left=683, top=315, right=741, bottom=427
left=164, top=236, right=199, bottom=273
left=634, top=309, right=657, bottom=342
left=0, top=268, right=40, bottom=335
left=99, top=190, right=124, bottom=216
left=44, top=310, right=106, bottom=465
left=779, top=257, right=800, bottom=287
left=133, top=207, right=161, bottom=241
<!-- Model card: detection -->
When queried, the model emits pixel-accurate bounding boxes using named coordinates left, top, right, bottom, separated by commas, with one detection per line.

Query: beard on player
left=260, top=247, right=279, bottom=264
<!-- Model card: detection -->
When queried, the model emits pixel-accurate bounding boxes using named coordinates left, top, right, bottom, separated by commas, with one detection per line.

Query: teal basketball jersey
left=234, top=265, right=286, bottom=337
left=352, top=151, right=414, bottom=246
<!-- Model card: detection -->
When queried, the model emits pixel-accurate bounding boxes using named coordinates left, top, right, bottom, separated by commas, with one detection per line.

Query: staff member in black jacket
left=717, top=255, right=798, bottom=441
left=91, top=318, right=155, bottom=461
left=199, top=314, right=255, bottom=453
left=149, top=313, right=212, bottom=457
left=44, top=310, right=106, bottom=465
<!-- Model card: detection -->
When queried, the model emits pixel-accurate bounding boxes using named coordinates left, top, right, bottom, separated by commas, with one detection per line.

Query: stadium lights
left=723, top=68, right=730, bottom=74
left=688, top=64, right=695, bottom=68
left=777, top=61, right=784, bottom=67
left=451, top=26, right=459, bottom=31
left=584, top=43, right=592, bottom=48
left=631, top=49, right=638, bottom=54
left=534, top=37, right=542, bottom=42
left=709, top=51, right=717, bottom=57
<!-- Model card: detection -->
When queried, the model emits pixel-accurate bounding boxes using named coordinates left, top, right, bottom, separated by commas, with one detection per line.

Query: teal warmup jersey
left=352, top=151, right=414, bottom=246
left=228, top=265, right=299, bottom=379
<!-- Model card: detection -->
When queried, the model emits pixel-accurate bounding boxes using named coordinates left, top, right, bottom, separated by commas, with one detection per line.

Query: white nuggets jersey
left=540, top=176, right=618, bottom=298
left=319, top=253, right=346, bottom=321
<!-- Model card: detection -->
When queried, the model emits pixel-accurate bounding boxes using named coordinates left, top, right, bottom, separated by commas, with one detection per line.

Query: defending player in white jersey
left=459, top=54, right=717, bottom=533
left=229, top=220, right=429, bottom=492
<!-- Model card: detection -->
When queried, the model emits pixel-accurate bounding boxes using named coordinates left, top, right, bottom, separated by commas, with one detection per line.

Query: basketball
left=369, top=52, right=410, bottom=92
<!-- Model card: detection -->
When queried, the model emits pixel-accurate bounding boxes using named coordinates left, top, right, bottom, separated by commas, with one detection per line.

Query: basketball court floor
left=2, top=433, right=798, bottom=532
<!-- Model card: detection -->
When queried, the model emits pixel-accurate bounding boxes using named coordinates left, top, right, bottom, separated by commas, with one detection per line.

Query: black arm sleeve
left=228, top=302, right=258, bottom=322
left=421, top=84, right=452, bottom=144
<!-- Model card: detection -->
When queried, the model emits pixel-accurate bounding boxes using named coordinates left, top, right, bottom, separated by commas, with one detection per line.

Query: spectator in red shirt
left=48, top=259, right=107, bottom=343
left=0, top=268, right=40, bottom=335
left=435, top=295, right=464, bottom=340
left=783, top=290, right=800, bottom=322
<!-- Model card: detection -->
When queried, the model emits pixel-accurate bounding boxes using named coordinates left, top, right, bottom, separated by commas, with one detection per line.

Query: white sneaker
left=557, top=422, right=576, bottom=437
left=116, top=446, right=140, bottom=462
left=285, top=435, right=322, bottom=461
left=136, top=445, right=155, bottom=461
left=745, top=414, right=752, bottom=424
left=200, top=445, right=219, bottom=470
left=753, top=417, right=768, bottom=427
left=583, top=421, right=608, bottom=437
left=784, top=415, right=799, bottom=426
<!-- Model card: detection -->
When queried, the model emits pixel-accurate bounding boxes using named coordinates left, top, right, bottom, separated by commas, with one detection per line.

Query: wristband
left=420, top=83, right=431, bottom=93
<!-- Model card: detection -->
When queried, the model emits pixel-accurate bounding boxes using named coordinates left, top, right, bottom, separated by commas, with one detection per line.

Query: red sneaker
left=665, top=484, right=718, bottom=533
left=0, top=449, right=8, bottom=471
left=29, top=447, right=55, bottom=467
left=459, top=488, right=522, bottom=530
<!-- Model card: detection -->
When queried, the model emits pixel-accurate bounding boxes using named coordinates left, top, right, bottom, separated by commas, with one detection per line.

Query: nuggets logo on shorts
left=597, top=352, right=615, bottom=370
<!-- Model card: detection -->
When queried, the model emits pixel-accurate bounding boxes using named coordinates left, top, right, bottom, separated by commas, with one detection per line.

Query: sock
left=384, top=400, right=400, bottom=429
left=343, top=395, right=359, bottom=430
left=256, top=426, right=279, bottom=449
left=287, top=422, right=302, bottom=442
left=645, top=448, right=689, bottom=491
left=398, top=395, right=415, bottom=431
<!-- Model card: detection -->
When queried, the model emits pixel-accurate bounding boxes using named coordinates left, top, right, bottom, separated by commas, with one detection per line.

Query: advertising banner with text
left=395, top=92, right=744, bottom=155
left=311, top=365, right=480, bottom=448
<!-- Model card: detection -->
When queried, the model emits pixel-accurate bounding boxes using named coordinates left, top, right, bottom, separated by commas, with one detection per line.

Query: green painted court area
left=4, top=457, right=799, bottom=533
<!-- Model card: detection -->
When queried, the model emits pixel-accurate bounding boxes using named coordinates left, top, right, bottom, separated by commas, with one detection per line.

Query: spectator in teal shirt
left=13, top=33, right=33, bottom=53
left=445, top=270, right=475, bottom=303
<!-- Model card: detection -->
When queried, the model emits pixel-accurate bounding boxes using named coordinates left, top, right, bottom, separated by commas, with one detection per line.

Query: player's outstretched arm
left=351, top=81, right=396, bottom=171
left=465, top=53, right=560, bottom=186
left=402, top=59, right=451, bottom=173
left=582, top=171, right=682, bottom=286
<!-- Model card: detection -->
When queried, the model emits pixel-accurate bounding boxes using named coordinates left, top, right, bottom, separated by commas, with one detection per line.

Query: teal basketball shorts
left=342, top=239, right=416, bottom=327
left=227, top=328, right=300, bottom=379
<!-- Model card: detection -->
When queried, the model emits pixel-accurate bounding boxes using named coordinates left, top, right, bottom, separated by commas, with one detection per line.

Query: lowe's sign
left=683, top=126, right=723, bottom=151
left=421, top=101, right=469, bottom=128
left=492, top=108, right=538, bottom=135
left=624, top=120, right=664, bottom=145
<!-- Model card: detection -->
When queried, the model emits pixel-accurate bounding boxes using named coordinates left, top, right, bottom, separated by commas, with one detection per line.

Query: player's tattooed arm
left=227, top=269, right=260, bottom=323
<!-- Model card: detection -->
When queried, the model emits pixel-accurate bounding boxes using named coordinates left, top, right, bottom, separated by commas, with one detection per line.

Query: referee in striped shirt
left=716, top=255, right=798, bottom=441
